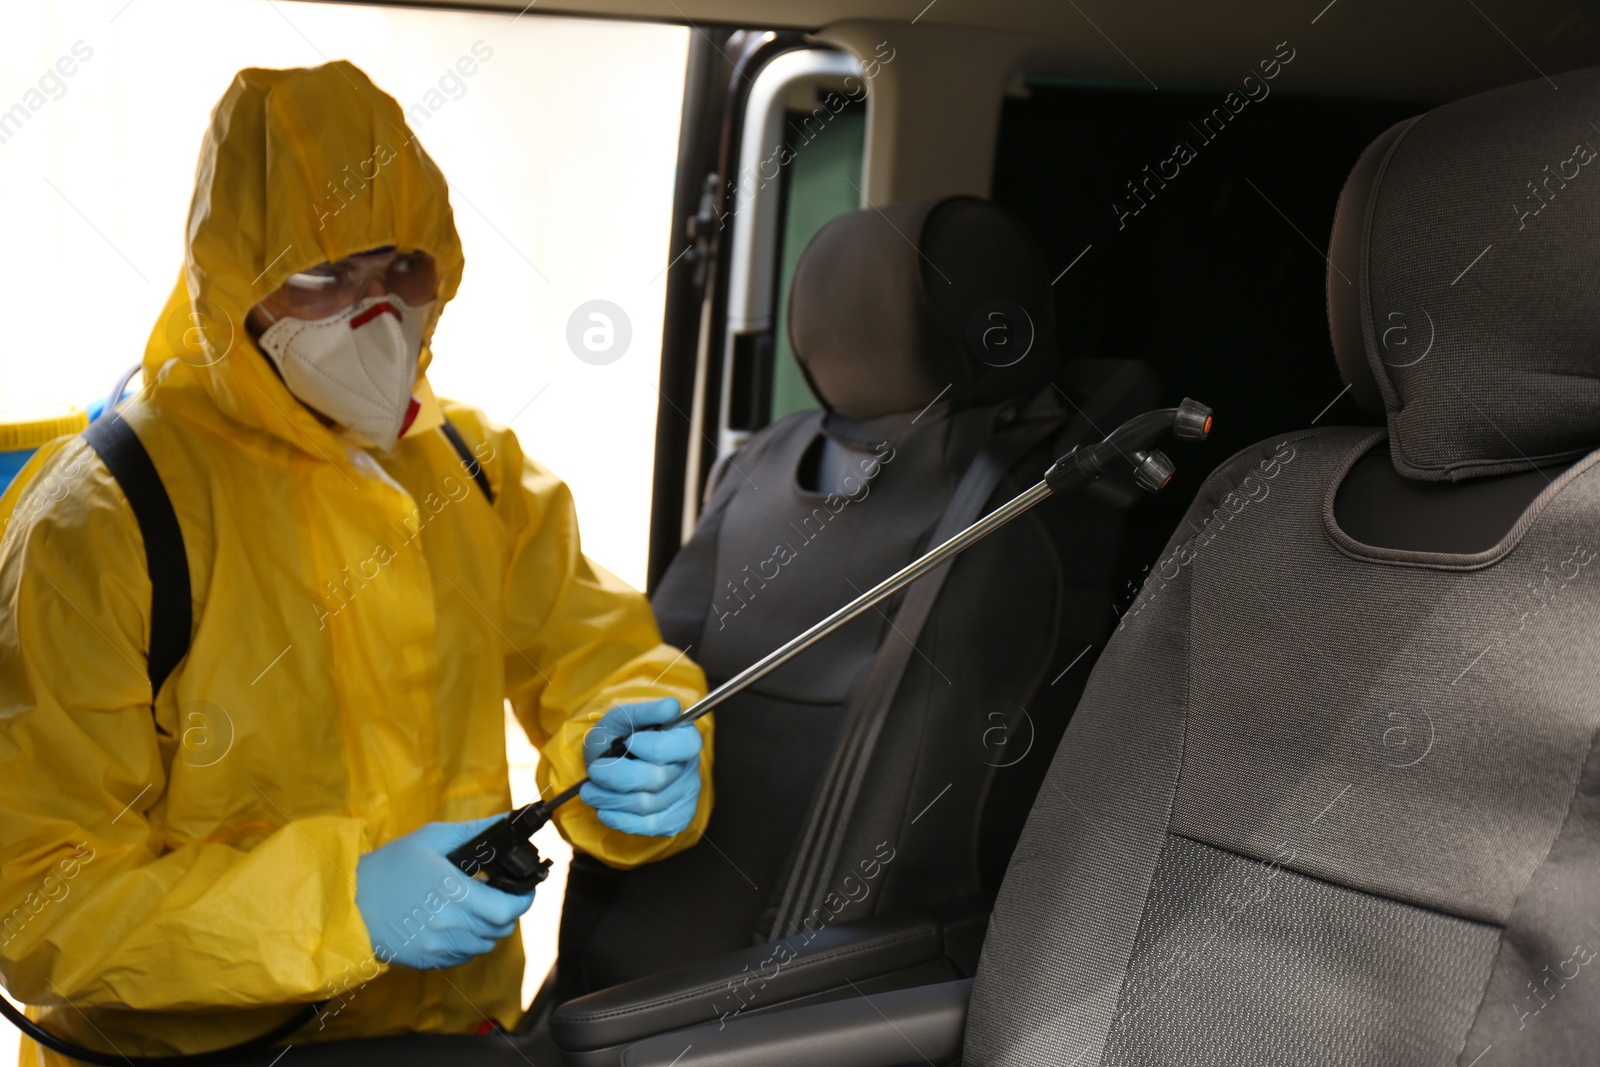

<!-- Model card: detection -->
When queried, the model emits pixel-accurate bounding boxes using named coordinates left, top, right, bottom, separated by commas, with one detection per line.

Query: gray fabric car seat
left=556, top=197, right=1160, bottom=996
left=962, top=67, right=1600, bottom=1067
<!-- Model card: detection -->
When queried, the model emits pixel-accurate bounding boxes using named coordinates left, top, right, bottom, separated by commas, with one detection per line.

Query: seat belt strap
left=81, top=416, right=192, bottom=703
left=440, top=418, right=495, bottom=504
left=768, top=390, right=1075, bottom=940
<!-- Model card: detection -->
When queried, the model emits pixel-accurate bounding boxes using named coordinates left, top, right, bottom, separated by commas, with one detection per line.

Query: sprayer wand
left=449, top=399, right=1214, bottom=893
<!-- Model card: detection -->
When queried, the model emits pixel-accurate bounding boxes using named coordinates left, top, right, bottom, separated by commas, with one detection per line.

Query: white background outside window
left=1, top=0, right=691, bottom=1017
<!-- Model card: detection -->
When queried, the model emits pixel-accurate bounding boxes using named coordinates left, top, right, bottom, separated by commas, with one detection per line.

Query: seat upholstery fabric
left=966, top=429, right=1600, bottom=1067
left=965, top=66, right=1600, bottom=1067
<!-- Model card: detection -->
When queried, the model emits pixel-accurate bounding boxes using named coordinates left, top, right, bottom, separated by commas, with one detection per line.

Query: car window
left=768, top=97, right=866, bottom=423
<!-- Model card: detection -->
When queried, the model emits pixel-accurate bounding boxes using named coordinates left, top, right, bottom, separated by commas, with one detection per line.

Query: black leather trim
left=551, top=912, right=945, bottom=1052
left=1322, top=431, right=1600, bottom=571
left=620, top=979, right=972, bottom=1067
left=1331, top=432, right=1573, bottom=555
left=224, top=1032, right=537, bottom=1066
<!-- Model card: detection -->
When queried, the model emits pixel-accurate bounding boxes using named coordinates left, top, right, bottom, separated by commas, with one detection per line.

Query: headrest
left=788, top=197, right=1060, bottom=420
left=1327, top=66, right=1600, bottom=481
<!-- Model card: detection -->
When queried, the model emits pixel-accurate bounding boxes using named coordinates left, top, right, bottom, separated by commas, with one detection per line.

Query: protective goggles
left=270, top=247, right=440, bottom=320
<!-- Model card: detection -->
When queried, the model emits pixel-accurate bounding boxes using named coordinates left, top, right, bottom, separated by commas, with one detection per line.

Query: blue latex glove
left=355, top=816, right=536, bottom=970
left=580, top=697, right=702, bottom=837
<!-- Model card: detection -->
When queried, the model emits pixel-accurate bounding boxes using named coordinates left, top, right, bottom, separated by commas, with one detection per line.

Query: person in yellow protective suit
left=0, top=61, right=711, bottom=1062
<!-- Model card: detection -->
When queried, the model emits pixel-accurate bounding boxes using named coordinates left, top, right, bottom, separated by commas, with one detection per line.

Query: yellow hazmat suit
left=0, top=61, right=709, bottom=1061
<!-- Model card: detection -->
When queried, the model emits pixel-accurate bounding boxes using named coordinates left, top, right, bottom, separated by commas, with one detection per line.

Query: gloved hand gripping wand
left=449, top=399, right=1214, bottom=894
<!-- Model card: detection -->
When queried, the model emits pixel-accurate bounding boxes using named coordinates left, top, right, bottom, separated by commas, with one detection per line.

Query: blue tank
left=0, top=403, right=92, bottom=495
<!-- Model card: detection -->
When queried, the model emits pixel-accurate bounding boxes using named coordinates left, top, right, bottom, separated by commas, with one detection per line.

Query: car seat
left=552, top=195, right=1162, bottom=1015
left=609, top=65, right=1600, bottom=1067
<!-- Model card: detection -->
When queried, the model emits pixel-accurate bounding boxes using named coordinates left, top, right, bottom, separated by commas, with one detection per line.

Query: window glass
left=769, top=100, right=866, bottom=422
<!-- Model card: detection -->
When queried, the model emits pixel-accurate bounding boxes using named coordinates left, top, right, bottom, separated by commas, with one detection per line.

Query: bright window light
left=0, top=0, right=688, bottom=593
left=1, top=0, right=690, bottom=1020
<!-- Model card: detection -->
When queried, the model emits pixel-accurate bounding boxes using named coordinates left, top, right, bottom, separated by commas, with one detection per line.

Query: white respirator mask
left=256, top=295, right=435, bottom=450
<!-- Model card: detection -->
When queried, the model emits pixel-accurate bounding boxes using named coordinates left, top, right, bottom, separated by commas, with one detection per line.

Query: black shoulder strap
left=81, top=416, right=192, bottom=702
left=440, top=418, right=495, bottom=504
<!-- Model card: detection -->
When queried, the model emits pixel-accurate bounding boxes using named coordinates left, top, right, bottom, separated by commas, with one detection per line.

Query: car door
left=646, top=33, right=868, bottom=590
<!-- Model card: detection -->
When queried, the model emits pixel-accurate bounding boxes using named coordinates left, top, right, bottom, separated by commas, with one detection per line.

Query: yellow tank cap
left=0, top=403, right=90, bottom=452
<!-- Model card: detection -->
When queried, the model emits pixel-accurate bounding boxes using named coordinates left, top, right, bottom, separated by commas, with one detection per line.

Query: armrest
left=551, top=911, right=951, bottom=1055
left=620, top=978, right=972, bottom=1067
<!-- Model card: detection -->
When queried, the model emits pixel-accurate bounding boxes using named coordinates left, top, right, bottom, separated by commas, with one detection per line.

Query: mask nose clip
left=348, top=300, right=403, bottom=330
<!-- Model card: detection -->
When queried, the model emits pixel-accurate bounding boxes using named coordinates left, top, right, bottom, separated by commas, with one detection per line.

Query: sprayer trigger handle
left=446, top=808, right=553, bottom=896
left=483, top=840, right=551, bottom=895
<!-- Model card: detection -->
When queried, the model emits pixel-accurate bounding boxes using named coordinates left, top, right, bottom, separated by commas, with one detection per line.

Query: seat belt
left=766, top=388, right=1078, bottom=940
left=79, top=415, right=493, bottom=704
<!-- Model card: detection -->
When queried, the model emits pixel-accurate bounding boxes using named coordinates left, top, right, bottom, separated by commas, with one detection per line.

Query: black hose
left=0, top=994, right=322, bottom=1066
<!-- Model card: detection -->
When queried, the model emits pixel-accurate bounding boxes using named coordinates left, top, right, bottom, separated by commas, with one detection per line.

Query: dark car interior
left=32, top=1, right=1597, bottom=1064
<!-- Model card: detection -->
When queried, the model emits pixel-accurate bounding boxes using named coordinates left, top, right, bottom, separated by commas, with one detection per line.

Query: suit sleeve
left=472, top=415, right=713, bottom=869
left=0, top=438, right=374, bottom=1009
